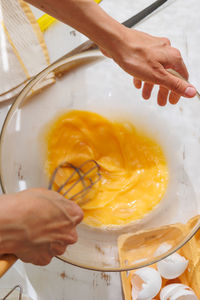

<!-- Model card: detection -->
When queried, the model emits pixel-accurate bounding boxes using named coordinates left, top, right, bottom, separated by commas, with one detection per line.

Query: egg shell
left=160, top=284, right=198, bottom=300
left=154, top=243, right=172, bottom=256
left=160, top=284, right=190, bottom=300
left=171, top=289, right=198, bottom=300
left=157, top=252, right=188, bottom=279
left=132, top=267, right=162, bottom=300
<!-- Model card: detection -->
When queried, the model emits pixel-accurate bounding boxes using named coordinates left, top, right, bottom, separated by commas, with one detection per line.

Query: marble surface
left=0, top=0, right=200, bottom=299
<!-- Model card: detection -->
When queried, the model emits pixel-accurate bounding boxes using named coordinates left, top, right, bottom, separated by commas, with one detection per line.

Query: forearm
left=25, top=0, right=125, bottom=53
left=25, top=0, right=196, bottom=104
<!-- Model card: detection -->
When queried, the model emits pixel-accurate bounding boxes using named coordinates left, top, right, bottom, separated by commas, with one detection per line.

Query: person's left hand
left=100, top=28, right=196, bottom=106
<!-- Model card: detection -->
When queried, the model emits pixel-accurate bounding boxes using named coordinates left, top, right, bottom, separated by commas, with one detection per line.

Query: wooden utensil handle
left=0, top=254, right=17, bottom=278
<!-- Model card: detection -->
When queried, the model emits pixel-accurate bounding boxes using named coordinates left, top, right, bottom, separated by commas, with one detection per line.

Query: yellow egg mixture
left=45, top=110, right=168, bottom=228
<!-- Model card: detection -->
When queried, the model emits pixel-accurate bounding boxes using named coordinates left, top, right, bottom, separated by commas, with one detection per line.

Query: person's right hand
left=0, top=188, right=83, bottom=265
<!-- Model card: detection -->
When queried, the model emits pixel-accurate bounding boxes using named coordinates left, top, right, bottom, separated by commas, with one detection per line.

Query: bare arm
left=26, top=0, right=196, bottom=105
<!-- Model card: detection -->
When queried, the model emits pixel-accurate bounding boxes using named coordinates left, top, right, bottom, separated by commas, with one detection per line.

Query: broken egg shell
left=160, top=283, right=198, bottom=300
left=131, top=267, right=162, bottom=300
left=157, top=252, right=188, bottom=279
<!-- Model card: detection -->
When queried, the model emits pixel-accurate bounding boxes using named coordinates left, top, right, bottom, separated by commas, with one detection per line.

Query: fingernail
left=185, top=87, right=196, bottom=97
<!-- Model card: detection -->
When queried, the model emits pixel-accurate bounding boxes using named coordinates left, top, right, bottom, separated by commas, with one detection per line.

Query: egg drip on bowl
left=45, top=110, right=169, bottom=228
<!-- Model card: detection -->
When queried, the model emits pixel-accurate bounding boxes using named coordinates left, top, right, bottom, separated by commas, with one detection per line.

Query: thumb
left=162, top=70, right=196, bottom=98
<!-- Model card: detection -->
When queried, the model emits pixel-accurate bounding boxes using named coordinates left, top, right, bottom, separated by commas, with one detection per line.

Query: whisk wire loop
left=48, top=159, right=101, bottom=202
left=2, top=285, right=22, bottom=300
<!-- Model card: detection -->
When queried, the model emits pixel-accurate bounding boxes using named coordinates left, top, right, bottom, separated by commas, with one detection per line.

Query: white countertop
left=0, top=0, right=200, bottom=299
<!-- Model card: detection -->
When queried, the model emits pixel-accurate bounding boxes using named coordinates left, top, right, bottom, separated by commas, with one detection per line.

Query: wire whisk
left=48, top=159, right=101, bottom=203
left=1, top=285, right=22, bottom=300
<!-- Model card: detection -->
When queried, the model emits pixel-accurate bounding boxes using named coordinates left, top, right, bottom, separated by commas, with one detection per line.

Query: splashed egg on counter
left=160, top=284, right=198, bottom=300
left=45, top=110, right=169, bottom=228
left=131, top=267, right=162, bottom=300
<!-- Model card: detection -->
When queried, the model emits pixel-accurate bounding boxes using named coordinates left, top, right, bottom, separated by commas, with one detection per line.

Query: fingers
left=133, top=78, right=142, bottom=89
left=161, top=37, right=171, bottom=46
left=163, top=47, right=189, bottom=81
left=135, top=79, right=182, bottom=105
left=49, top=191, right=84, bottom=226
left=63, top=228, right=78, bottom=245
left=63, top=200, right=84, bottom=226
left=133, top=78, right=154, bottom=101
left=172, top=57, right=189, bottom=81
left=160, top=70, right=196, bottom=98
left=50, top=241, right=67, bottom=256
left=16, top=245, right=53, bottom=266
left=50, top=229, right=78, bottom=256
left=135, top=72, right=195, bottom=105
left=134, top=77, right=194, bottom=105
left=27, top=255, right=53, bottom=266
left=51, top=244, right=66, bottom=256
left=157, top=86, right=169, bottom=106
left=169, top=91, right=181, bottom=105
left=18, top=228, right=77, bottom=265
left=142, top=82, right=154, bottom=100
left=158, top=46, right=196, bottom=97
left=11, top=188, right=84, bottom=267
left=111, top=28, right=196, bottom=104
left=19, top=233, right=76, bottom=265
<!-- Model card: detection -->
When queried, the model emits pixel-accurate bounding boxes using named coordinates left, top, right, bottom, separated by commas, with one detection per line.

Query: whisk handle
left=0, top=254, right=17, bottom=278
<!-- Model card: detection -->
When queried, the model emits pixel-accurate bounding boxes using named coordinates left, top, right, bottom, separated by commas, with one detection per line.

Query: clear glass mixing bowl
left=1, top=49, right=200, bottom=271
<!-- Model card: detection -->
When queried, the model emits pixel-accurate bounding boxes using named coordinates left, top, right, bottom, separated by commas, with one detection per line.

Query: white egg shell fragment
left=154, top=243, right=172, bottom=256
left=157, top=252, right=188, bottom=279
left=131, top=267, right=162, bottom=300
left=160, top=284, right=198, bottom=300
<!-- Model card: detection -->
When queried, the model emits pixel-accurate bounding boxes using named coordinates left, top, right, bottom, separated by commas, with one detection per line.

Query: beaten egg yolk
left=45, top=110, right=168, bottom=228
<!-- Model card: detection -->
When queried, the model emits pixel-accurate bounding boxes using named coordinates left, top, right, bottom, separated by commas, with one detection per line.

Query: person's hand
left=100, top=28, right=196, bottom=106
left=0, top=188, right=83, bottom=265
left=25, top=0, right=196, bottom=106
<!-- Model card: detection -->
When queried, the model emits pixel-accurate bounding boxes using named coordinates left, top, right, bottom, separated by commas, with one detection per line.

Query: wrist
left=70, top=1, right=129, bottom=56
left=0, top=194, right=26, bottom=255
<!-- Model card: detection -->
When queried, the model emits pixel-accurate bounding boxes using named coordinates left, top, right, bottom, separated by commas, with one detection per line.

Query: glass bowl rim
left=1, top=49, right=200, bottom=272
